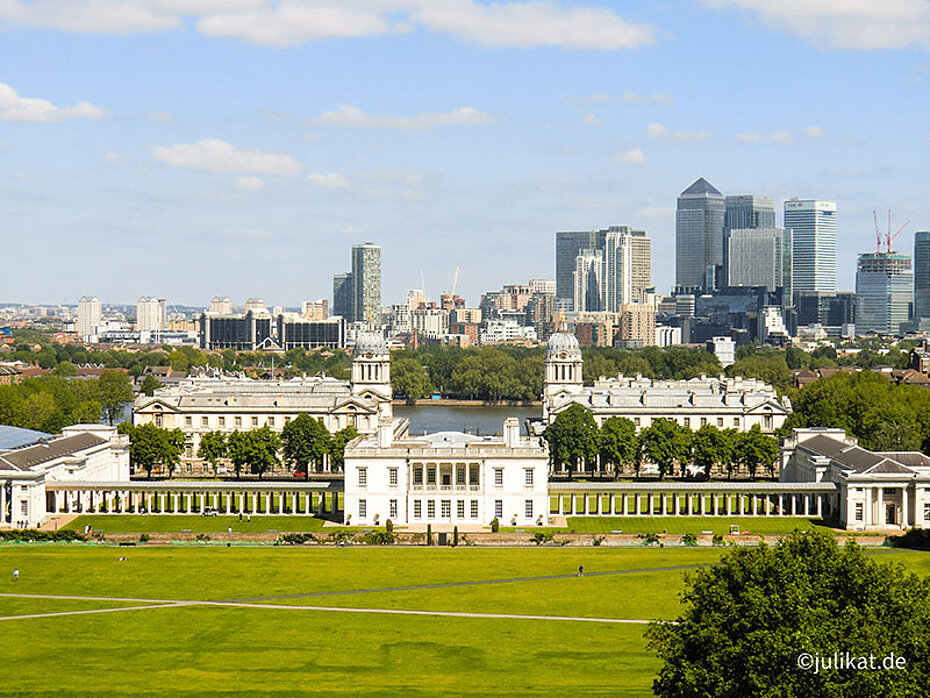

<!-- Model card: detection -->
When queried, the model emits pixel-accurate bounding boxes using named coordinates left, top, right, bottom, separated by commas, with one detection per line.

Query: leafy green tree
left=96, top=370, right=133, bottom=425
left=197, top=431, right=228, bottom=474
left=330, top=426, right=359, bottom=472
left=726, top=353, right=792, bottom=391
left=542, top=404, right=599, bottom=475
left=247, top=426, right=281, bottom=478
left=598, top=417, right=639, bottom=476
left=20, top=392, right=57, bottom=432
left=53, top=361, right=78, bottom=377
left=281, top=414, right=332, bottom=473
left=640, top=418, right=692, bottom=478
left=735, top=425, right=780, bottom=479
left=140, top=374, right=163, bottom=397
left=648, top=531, right=930, bottom=697
left=226, top=431, right=251, bottom=479
left=691, top=424, right=734, bottom=478
left=391, top=358, right=432, bottom=400
left=119, top=422, right=185, bottom=477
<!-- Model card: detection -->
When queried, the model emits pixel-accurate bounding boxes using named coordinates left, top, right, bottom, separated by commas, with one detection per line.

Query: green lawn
left=0, top=545, right=923, bottom=695
left=63, top=514, right=328, bottom=533
left=561, top=516, right=838, bottom=535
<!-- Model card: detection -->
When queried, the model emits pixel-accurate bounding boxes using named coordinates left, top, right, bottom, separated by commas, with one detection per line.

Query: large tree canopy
left=648, top=531, right=930, bottom=697
left=542, top=404, right=599, bottom=474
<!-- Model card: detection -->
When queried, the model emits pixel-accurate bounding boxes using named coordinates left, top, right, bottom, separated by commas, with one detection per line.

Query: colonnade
left=47, top=485, right=340, bottom=516
left=551, top=486, right=835, bottom=518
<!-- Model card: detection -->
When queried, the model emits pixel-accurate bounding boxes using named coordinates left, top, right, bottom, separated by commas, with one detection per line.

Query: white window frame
left=494, top=468, right=503, bottom=486
left=389, top=499, right=398, bottom=519
left=358, top=468, right=367, bottom=487
left=494, top=500, right=503, bottom=518
left=525, top=499, right=533, bottom=518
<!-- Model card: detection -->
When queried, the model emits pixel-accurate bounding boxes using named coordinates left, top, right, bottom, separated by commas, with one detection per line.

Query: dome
left=546, top=332, right=580, bottom=355
left=353, top=332, right=388, bottom=356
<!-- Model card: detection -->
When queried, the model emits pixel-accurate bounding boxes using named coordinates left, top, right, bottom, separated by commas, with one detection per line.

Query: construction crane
left=448, top=265, right=461, bottom=296
left=887, top=219, right=910, bottom=254
left=872, top=209, right=910, bottom=254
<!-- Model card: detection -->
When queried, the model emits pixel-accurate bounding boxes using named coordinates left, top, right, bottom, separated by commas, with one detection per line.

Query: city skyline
left=2, top=2, right=930, bottom=305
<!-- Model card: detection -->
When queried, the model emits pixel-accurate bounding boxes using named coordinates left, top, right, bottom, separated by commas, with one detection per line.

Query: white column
left=687, top=493, right=693, bottom=515
left=621, top=494, right=628, bottom=516
left=876, top=486, right=883, bottom=525
left=901, top=486, right=908, bottom=528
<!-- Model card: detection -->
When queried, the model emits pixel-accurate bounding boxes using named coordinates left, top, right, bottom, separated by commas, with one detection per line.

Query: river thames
left=394, top=404, right=540, bottom=436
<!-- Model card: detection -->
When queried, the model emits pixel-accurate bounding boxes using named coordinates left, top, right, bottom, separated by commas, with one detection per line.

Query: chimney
left=503, top=418, right=520, bottom=447
left=377, top=419, right=393, bottom=448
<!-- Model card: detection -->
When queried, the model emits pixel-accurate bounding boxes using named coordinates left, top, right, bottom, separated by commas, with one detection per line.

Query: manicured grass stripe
left=562, top=516, right=832, bottom=535
left=64, top=514, right=328, bottom=533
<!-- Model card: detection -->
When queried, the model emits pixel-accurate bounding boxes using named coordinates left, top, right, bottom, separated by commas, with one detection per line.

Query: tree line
left=0, top=372, right=133, bottom=433
left=542, top=404, right=780, bottom=479
left=117, top=414, right=358, bottom=478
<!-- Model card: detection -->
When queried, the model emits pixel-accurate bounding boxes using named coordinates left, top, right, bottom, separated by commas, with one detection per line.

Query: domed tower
left=351, top=332, right=392, bottom=401
left=543, top=332, right=584, bottom=418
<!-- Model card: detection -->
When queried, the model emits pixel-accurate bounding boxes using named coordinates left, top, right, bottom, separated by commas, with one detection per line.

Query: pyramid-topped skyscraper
left=675, top=177, right=725, bottom=291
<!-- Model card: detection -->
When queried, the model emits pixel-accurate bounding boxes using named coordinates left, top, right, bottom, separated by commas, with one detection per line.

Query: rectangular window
left=700, top=417, right=707, bottom=427
left=389, top=499, right=398, bottom=519
left=494, top=469, right=503, bottom=486
left=883, top=488, right=897, bottom=496
left=469, top=464, right=480, bottom=485
left=185, top=416, right=192, bottom=427
left=634, top=417, right=641, bottom=427
left=456, top=466, right=466, bottom=485
left=20, top=501, right=28, bottom=517
left=283, top=416, right=291, bottom=424
left=218, top=416, right=226, bottom=428
left=389, top=468, right=398, bottom=487
left=683, top=417, right=690, bottom=428
left=457, top=500, right=465, bottom=518
left=717, top=417, right=724, bottom=427
left=923, top=502, right=930, bottom=521
left=427, top=466, right=436, bottom=485
left=413, top=466, right=423, bottom=485
left=524, top=468, right=534, bottom=486
left=441, top=500, right=451, bottom=518
left=358, top=469, right=367, bottom=487
left=413, top=500, right=422, bottom=518
left=733, top=418, right=739, bottom=427
left=201, top=416, right=209, bottom=428
left=494, top=500, right=503, bottom=518
left=235, top=416, right=242, bottom=428
left=427, top=500, right=436, bottom=518
left=251, top=416, right=259, bottom=427
left=855, top=502, right=864, bottom=522
left=525, top=499, right=534, bottom=518
left=359, top=499, right=367, bottom=518
left=266, top=417, right=275, bottom=427
left=471, top=500, right=479, bottom=519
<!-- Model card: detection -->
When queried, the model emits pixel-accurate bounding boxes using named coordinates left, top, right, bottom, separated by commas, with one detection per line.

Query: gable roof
left=0, top=433, right=106, bottom=471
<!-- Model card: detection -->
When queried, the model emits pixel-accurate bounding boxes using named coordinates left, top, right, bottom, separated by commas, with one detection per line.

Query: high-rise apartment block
left=676, top=178, right=725, bottom=291
left=855, top=252, right=913, bottom=335
left=914, top=232, right=930, bottom=320
left=136, top=297, right=167, bottom=334
left=76, top=296, right=101, bottom=340
left=726, top=228, right=791, bottom=295
left=784, top=199, right=836, bottom=299
left=352, top=243, right=382, bottom=324
left=723, top=195, right=776, bottom=286
left=559, top=226, right=651, bottom=312
left=573, top=249, right=603, bottom=313
left=209, top=297, right=233, bottom=315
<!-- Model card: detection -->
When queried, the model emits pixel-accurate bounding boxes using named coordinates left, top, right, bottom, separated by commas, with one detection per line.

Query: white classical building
left=541, top=332, right=790, bottom=432
left=344, top=418, right=549, bottom=528
left=133, top=332, right=396, bottom=472
left=0, top=425, right=130, bottom=528
left=781, top=428, right=930, bottom=530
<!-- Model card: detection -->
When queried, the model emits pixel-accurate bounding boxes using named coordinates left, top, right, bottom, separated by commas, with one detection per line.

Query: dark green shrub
left=490, top=517, right=499, bottom=533
left=890, top=528, right=930, bottom=550
left=364, top=531, right=394, bottom=545
left=426, top=523, right=433, bottom=546
left=139, top=533, right=150, bottom=543
left=712, top=533, right=725, bottom=547
left=0, top=529, right=85, bottom=542
left=681, top=533, right=698, bottom=547
left=532, top=531, right=555, bottom=546
left=453, top=526, right=459, bottom=547
left=385, top=518, right=393, bottom=534
left=280, top=533, right=318, bottom=545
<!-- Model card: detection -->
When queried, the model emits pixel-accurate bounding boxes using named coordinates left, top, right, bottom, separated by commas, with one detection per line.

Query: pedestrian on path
left=12, top=569, right=19, bottom=582
left=578, top=565, right=584, bottom=577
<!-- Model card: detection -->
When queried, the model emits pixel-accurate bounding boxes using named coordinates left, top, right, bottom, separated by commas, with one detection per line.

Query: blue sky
left=2, top=0, right=929, bottom=307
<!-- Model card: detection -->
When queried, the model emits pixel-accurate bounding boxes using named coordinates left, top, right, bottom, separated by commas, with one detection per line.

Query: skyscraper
left=76, top=296, right=101, bottom=340
left=726, top=228, right=789, bottom=293
left=556, top=230, right=599, bottom=304
left=855, top=252, right=912, bottom=335
left=914, top=232, right=930, bottom=320
left=723, top=195, right=776, bottom=286
left=603, top=227, right=651, bottom=310
left=784, top=199, right=837, bottom=300
left=572, top=249, right=603, bottom=312
left=351, top=243, right=382, bottom=324
left=675, top=178, right=725, bottom=291
left=136, top=297, right=167, bottom=334
left=333, top=272, right=354, bottom=320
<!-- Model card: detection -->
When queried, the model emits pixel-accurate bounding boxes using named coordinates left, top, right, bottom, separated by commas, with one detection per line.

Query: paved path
left=0, top=591, right=656, bottom=625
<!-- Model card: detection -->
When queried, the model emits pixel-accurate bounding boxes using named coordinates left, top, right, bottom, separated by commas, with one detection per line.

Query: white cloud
left=612, top=148, right=647, bottom=165
left=646, top=123, right=710, bottom=143
left=310, top=105, right=497, bottom=131
left=102, top=151, right=125, bottom=165
left=621, top=90, right=674, bottom=106
left=804, top=125, right=826, bottom=138
left=306, top=172, right=351, bottom=188
left=235, top=176, right=266, bottom=190
left=582, top=113, right=603, bottom=125
left=0, top=83, right=109, bottom=122
left=149, top=138, right=302, bottom=174
left=0, top=1, right=657, bottom=50
left=700, top=0, right=930, bottom=50
left=562, top=90, right=673, bottom=110
left=737, top=131, right=796, bottom=145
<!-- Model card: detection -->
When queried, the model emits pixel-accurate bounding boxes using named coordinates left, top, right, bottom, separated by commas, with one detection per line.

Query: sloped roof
left=0, top=425, right=52, bottom=450
left=680, top=177, right=722, bottom=197
left=864, top=460, right=915, bottom=475
left=0, top=433, right=106, bottom=471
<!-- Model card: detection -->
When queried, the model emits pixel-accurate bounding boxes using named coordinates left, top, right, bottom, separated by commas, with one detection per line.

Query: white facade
left=209, top=297, right=234, bottom=315
left=655, top=325, right=682, bottom=347
left=541, top=332, right=789, bottom=432
left=481, top=320, right=537, bottom=344
left=344, top=418, right=549, bottom=527
left=781, top=428, right=930, bottom=530
left=76, top=297, right=101, bottom=341
left=707, top=336, right=736, bottom=367
left=136, top=297, right=167, bottom=334
left=0, top=425, right=130, bottom=528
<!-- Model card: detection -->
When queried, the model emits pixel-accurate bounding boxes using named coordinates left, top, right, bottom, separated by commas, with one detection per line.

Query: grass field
left=63, top=514, right=329, bottom=533
left=0, top=545, right=924, bottom=695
